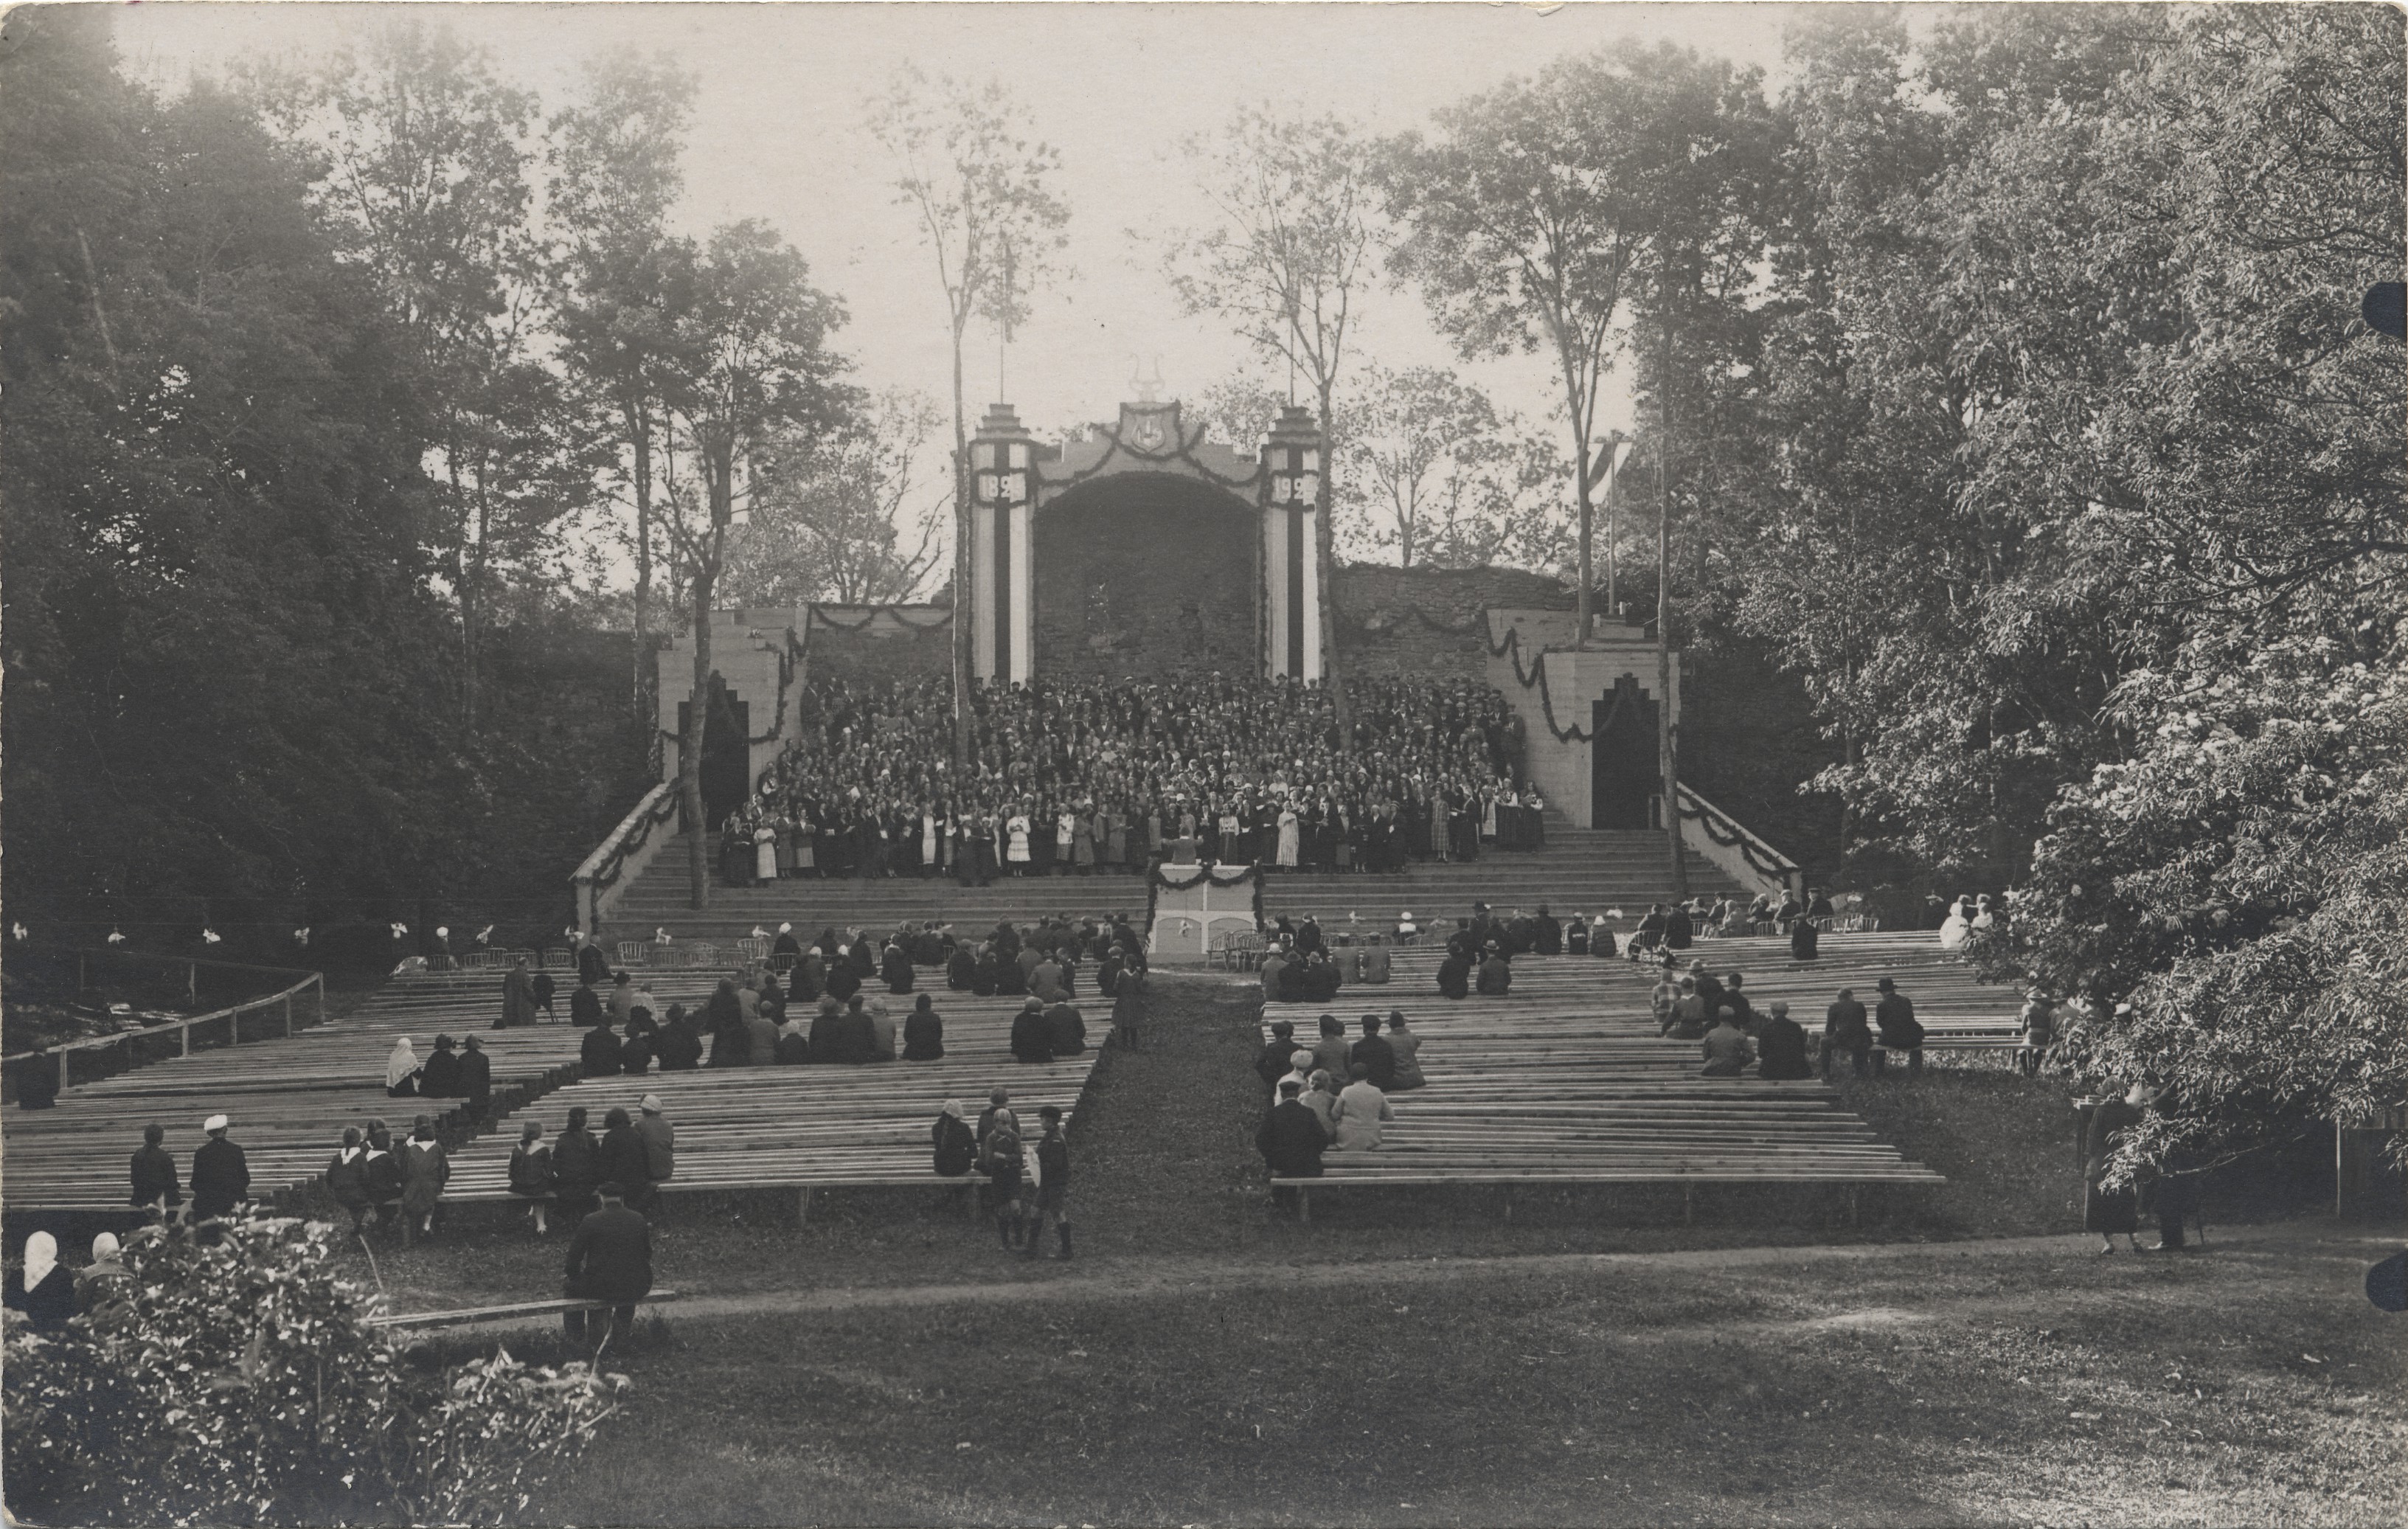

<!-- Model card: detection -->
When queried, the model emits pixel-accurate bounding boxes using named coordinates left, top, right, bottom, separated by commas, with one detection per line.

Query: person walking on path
left=1025, top=1104, right=1073, bottom=1260
left=563, top=1182, right=653, bottom=1345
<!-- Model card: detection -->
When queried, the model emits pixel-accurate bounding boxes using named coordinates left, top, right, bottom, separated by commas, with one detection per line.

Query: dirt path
left=427, top=1221, right=2390, bottom=1330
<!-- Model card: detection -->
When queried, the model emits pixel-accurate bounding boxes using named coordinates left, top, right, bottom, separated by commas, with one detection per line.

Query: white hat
left=641, top=1093, right=664, bottom=1113
left=204, top=1114, right=229, bottom=1132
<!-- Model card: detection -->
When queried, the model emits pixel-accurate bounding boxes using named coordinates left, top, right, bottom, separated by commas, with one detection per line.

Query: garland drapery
left=807, top=603, right=954, bottom=633
left=1677, top=791, right=1800, bottom=881
left=1142, top=859, right=1263, bottom=943
left=1482, top=621, right=1596, bottom=743
left=577, top=786, right=682, bottom=899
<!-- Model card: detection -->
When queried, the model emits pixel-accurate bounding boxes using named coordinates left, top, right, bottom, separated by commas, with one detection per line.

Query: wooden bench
left=369, top=1289, right=681, bottom=1332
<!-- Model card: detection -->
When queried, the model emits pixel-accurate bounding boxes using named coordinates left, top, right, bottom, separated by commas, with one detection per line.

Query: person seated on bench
left=933, top=1099, right=976, bottom=1177
left=1011, top=998, right=1056, bottom=1064
left=833, top=994, right=881, bottom=1065
left=744, top=999, right=781, bottom=1067
left=1384, top=1011, right=1426, bottom=1092
left=1755, top=1001, right=1814, bottom=1080
left=1664, top=902, right=1695, bottom=951
left=1533, top=904, right=1563, bottom=956
left=1309, top=1015, right=1352, bottom=1084
left=1353, top=940, right=1392, bottom=985
left=580, top=1018, right=624, bottom=1078
left=1699, top=1010, right=1755, bottom=1077
left=1435, top=943, right=1473, bottom=1000
left=1274, top=1048, right=1317, bottom=1105
left=575, top=937, right=610, bottom=989
left=825, top=952, right=864, bottom=1004
left=1790, top=915, right=1821, bottom=961
left=1333, top=1064, right=1396, bottom=1151
left=1476, top=943, right=1512, bottom=996
left=1822, top=988, right=1873, bottom=1078
left=608, top=971, right=638, bottom=1028
left=1348, top=1014, right=1398, bottom=1092
left=1650, top=964, right=1682, bottom=1031
left=948, top=940, right=979, bottom=991
left=1303, top=1069, right=1342, bottom=1140
left=1300, top=949, right=1343, bottom=1003
left=1629, top=904, right=1668, bottom=956
left=1873, top=977, right=1924, bottom=1075
left=882, top=939, right=915, bottom=995
left=1030, top=951, right=1064, bottom=1003
left=569, top=974, right=605, bottom=1029
left=1045, top=996, right=1087, bottom=1058
left=1664, top=980, right=1712, bottom=1040
left=504, top=1120, right=557, bottom=1234
left=903, top=994, right=945, bottom=1061
left=418, top=1034, right=462, bottom=1098
left=654, top=1006, right=703, bottom=1071
left=1396, top=911, right=1419, bottom=946
left=563, top=1182, right=652, bottom=1344
left=1257, top=1079, right=1328, bottom=1212
left=1721, top=974, right=1758, bottom=1033
left=385, top=1036, right=420, bottom=1098
left=1690, top=963, right=1726, bottom=1022
left=1566, top=914, right=1591, bottom=957
left=1255, top=1020, right=1300, bottom=1089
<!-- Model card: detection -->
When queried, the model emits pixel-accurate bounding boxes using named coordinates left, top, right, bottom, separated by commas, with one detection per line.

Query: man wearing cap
left=1476, top=942, right=1512, bottom=996
left=1873, top=977, right=1925, bottom=1075
left=1010, top=997, right=1055, bottom=1064
left=1348, top=1014, right=1398, bottom=1092
left=190, top=1114, right=249, bottom=1221
left=562, top=1181, right=653, bottom=1343
left=636, top=1095, right=675, bottom=1187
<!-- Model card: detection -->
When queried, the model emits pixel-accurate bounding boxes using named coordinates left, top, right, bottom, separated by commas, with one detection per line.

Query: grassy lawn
left=457, top=1229, right=2404, bottom=1527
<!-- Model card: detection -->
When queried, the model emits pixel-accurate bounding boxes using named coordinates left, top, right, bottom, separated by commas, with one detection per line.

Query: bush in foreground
left=3, top=1218, right=625, bottom=1525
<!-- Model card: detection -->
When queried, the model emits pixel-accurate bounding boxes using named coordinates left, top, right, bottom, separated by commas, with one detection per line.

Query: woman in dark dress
left=2083, top=1084, right=2148, bottom=1253
left=551, top=1106, right=600, bottom=1223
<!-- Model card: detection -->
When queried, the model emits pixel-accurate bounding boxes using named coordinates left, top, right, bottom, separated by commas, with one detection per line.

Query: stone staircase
left=603, top=814, right=1741, bottom=945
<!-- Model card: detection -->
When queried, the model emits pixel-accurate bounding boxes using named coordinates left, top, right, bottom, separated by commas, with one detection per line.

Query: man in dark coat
left=1476, top=944, right=1512, bottom=996
left=881, top=940, right=915, bottom=995
left=1044, top=998, right=1086, bottom=1058
left=580, top=1021, right=624, bottom=1078
left=569, top=976, right=605, bottom=1028
left=656, top=1012, right=703, bottom=1071
left=1665, top=904, right=1694, bottom=950
left=457, top=1035, right=493, bottom=1118
left=15, top=1050, right=58, bottom=1109
left=825, top=957, right=862, bottom=1003
left=1294, top=916, right=1323, bottom=957
left=948, top=943, right=979, bottom=991
left=595, top=1107, right=655, bottom=1212
left=1010, top=998, right=1055, bottom=1063
left=131, top=1123, right=183, bottom=1216
left=1435, top=947, right=1472, bottom=1000
left=1533, top=905, right=1563, bottom=956
left=1873, top=977, right=1925, bottom=1075
left=1348, top=1014, right=1398, bottom=1091
left=1255, top=1020, right=1300, bottom=1089
left=575, top=939, right=611, bottom=988
left=190, top=1114, right=250, bottom=1220
left=833, top=996, right=879, bottom=1065
left=1257, top=1081, right=1328, bottom=1213
left=419, top=1036, right=463, bottom=1098
left=807, top=997, right=846, bottom=1064
left=1756, top=1002, right=1814, bottom=1080
left=563, top=1182, right=653, bottom=1342
left=1823, top=987, right=1873, bottom=1078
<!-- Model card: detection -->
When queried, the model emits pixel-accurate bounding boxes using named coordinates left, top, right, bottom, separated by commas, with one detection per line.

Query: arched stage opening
left=1033, top=473, right=1260, bottom=679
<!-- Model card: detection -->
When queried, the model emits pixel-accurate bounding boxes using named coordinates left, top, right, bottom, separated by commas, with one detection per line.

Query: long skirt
left=755, top=842, right=779, bottom=881
left=2083, top=1160, right=2137, bottom=1235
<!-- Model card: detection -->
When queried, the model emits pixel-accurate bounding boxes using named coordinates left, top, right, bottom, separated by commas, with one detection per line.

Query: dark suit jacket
left=190, top=1137, right=250, bottom=1217
left=564, top=1204, right=653, bottom=1303
left=1257, top=1100, right=1328, bottom=1176
left=1757, top=1016, right=1814, bottom=1079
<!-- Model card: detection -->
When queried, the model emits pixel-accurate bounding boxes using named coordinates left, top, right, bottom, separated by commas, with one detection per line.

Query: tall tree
left=865, top=66, right=1069, bottom=766
left=1164, top=106, right=1373, bottom=736
left=550, top=50, right=700, bottom=739
left=653, top=221, right=848, bottom=909
left=266, top=20, right=572, bottom=731
left=723, top=389, right=946, bottom=606
left=1349, top=364, right=1497, bottom=570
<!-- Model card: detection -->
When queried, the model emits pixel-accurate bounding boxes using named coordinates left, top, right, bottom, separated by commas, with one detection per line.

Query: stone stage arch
left=967, top=397, right=1324, bottom=683
left=1032, top=472, right=1260, bottom=679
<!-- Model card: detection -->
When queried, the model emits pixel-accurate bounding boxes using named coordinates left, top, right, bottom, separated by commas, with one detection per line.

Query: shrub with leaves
left=1, top=1218, right=628, bottom=1525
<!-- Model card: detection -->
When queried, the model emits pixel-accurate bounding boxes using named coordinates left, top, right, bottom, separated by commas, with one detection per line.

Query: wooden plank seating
left=1258, top=932, right=2010, bottom=1202
left=0, top=968, right=720, bottom=1213
left=369, top=1289, right=680, bottom=1332
left=443, top=989, right=1107, bottom=1219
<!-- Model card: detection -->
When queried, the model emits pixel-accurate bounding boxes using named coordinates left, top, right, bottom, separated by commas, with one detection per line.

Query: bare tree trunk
left=1314, top=384, right=1353, bottom=746
left=1575, top=424, right=1594, bottom=649
left=632, top=401, right=654, bottom=734
left=682, top=451, right=732, bottom=913
left=1656, top=325, right=1686, bottom=898
left=949, top=325, right=973, bottom=774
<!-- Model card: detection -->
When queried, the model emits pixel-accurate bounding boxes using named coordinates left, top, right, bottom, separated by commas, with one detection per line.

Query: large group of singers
left=717, top=673, right=1548, bottom=884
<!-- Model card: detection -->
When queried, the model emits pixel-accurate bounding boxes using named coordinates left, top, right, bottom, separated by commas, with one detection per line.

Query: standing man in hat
left=563, top=1182, right=653, bottom=1344
left=190, top=1114, right=250, bottom=1221
left=500, top=957, right=538, bottom=1028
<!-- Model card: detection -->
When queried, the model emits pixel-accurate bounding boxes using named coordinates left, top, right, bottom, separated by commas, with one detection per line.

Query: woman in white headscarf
left=386, top=1037, right=420, bottom=1098
left=7, top=1232, right=74, bottom=1331
left=1938, top=898, right=1972, bottom=951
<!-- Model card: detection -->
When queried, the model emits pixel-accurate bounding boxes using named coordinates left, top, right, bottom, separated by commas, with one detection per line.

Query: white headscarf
left=21, top=1232, right=58, bottom=1292
left=90, top=1232, right=120, bottom=1264
left=386, top=1038, right=418, bottom=1089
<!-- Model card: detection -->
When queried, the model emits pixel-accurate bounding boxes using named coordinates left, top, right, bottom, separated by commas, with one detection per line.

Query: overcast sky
left=114, top=1, right=1813, bottom=583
